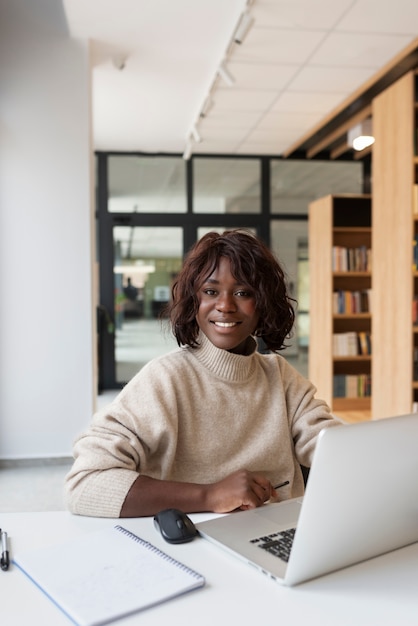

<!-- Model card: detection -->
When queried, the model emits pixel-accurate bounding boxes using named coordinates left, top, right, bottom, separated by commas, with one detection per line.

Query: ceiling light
left=218, top=63, right=235, bottom=87
left=352, top=134, right=375, bottom=151
left=347, top=118, right=375, bottom=151
left=182, top=139, right=193, bottom=161
left=191, top=125, right=201, bottom=143
left=200, top=95, right=214, bottom=118
left=234, top=11, right=254, bottom=44
left=113, top=264, right=155, bottom=274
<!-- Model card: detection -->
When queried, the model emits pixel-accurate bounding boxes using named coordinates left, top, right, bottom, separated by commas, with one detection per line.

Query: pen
left=1, top=528, right=10, bottom=571
left=273, top=480, right=290, bottom=490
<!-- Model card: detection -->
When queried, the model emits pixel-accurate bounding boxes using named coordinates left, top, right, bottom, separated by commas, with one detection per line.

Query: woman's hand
left=204, top=469, right=276, bottom=513
left=120, top=471, right=278, bottom=517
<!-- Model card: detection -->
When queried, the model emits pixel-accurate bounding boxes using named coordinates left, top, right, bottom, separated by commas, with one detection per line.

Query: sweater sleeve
left=279, top=358, right=342, bottom=468
left=65, top=361, right=179, bottom=517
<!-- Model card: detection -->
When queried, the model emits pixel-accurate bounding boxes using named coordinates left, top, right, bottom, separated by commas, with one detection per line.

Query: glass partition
left=270, top=160, right=362, bottom=215
left=270, top=220, right=309, bottom=376
left=97, top=153, right=368, bottom=388
left=197, top=226, right=257, bottom=239
left=193, top=158, right=261, bottom=213
left=108, top=155, right=187, bottom=213
left=113, top=226, right=182, bottom=382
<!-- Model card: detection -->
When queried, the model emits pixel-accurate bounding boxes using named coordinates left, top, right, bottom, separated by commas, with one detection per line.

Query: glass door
left=113, top=226, right=183, bottom=384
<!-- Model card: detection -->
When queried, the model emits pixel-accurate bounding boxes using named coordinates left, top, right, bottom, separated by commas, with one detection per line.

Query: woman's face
left=196, top=256, right=259, bottom=354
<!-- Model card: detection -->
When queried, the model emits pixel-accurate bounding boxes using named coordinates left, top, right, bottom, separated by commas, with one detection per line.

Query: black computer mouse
left=153, top=508, right=199, bottom=544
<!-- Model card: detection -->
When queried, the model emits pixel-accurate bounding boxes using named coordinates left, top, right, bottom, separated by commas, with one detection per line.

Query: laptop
left=196, top=413, right=418, bottom=586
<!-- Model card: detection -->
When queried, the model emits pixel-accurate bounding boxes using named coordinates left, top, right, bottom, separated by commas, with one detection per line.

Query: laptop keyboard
left=250, top=528, right=296, bottom=562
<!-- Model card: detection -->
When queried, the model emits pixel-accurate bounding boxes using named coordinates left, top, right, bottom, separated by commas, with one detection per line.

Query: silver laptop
left=196, top=413, right=418, bottom=586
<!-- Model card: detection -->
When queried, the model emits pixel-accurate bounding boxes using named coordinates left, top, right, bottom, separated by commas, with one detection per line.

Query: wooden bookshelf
left=309, top=194, right=372, bottom=421
left=372, top=70, right=416, bottom=418
left=309, top=71, right=418, bottom=421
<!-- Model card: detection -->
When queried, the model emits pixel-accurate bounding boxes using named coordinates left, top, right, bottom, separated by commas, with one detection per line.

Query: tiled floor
left=0, top=391, right=120, bottom=514
left=0, top=460, right=73, bottom=513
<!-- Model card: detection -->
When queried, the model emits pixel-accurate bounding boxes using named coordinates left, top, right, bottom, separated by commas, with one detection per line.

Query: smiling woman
left=195, top=256, right=259, bottom=354
left=167, top=230, right=295, bottom=352
left=65, top=229, right=341, bottom=520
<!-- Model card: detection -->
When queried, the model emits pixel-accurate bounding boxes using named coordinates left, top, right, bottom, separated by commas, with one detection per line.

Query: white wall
left=0, top=1, right=95, bottom=458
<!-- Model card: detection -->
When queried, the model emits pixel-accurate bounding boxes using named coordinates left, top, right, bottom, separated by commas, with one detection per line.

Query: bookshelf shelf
left=333, top=355, right=372, bottom=362
left=333, top=313, right=371, bottom=319
left=309, top=194, right=372, bottom=420
left=333, top=271, right=371, bottom=277
left=333, top=397, right=371, bottom=412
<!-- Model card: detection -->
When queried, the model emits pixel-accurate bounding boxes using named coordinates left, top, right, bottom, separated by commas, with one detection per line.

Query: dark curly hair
left=165, top=229, right=296, bottom=352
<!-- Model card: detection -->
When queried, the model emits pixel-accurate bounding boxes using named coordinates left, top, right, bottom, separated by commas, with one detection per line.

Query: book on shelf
left=333, top=374, right=372, bottom=398
left=413, top=184, right=418, bottom=215
left=413, top=296, right=418, bottom=325
left=358, top=331, right=372, bottom=355
left=333, top=331, right=357, bottom=356
left=413, top=238, right=418, bottom=271
left=333, top=331, right=371, bottom=356
left=413, top=347, right=418, bottom=381
left=332, top=245, right=371, bottom=272
left=333, top=289, right=372, bottom=314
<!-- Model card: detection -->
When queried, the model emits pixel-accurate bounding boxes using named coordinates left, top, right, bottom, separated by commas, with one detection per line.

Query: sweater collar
left=190, top=331, right=258, bottom=382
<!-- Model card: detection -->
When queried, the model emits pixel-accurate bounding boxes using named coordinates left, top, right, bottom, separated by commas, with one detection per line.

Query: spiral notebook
left=14, top=524, right=205, bottom=626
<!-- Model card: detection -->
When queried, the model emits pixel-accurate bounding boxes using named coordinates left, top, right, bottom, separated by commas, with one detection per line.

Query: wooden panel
left=372, top=72, right=415, bottom=418
left=334, top=409, right=371, bottom=423
left=308, top=196, right=333, bottom=405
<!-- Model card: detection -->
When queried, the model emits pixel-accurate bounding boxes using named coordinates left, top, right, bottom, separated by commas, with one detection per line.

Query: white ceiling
left=62, top=0, right=418, bottom=157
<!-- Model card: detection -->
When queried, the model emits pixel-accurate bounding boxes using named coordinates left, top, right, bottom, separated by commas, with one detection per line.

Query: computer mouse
left=153, top=508, right=199, bottom=544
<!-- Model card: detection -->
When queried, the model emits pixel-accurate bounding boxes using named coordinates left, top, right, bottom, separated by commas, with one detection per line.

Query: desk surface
left=1, top=511, right=417, bottom=626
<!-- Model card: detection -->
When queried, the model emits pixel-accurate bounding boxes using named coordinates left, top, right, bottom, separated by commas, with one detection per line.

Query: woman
left=65, top=230, right=340, bottom=517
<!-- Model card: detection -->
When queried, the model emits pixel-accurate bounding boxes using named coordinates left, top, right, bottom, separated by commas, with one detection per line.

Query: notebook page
left=14, top=525, right=205, bottom=626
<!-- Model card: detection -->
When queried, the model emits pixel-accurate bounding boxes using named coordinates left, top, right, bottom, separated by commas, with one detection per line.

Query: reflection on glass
left=113, top=226, right=183, bottom=382
left=108, top=156, right=187, bottom=213
left=296, top=242, right=309, bottom=348
left=270, top=160, right=362, bottom=215
left=197, top=226, right=256, bottom=240
left=270, top=220, right=309, bottom=377
left=193, top=158, right=261, bottom=213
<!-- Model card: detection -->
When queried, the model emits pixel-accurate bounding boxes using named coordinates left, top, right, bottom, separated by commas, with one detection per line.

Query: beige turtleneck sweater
left=65, top=333, right=340, bottom=517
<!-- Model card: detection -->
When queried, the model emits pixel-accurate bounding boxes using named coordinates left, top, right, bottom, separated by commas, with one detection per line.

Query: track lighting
left=218, top=63, right=235, bottom=86
left=200, top=95, right=214, bottom=118
left=182, top=139, right=193, bottom=161
left=347, top=118, right=375, bottom=151
left=191, top=125, right=201, bottom=143
left=234, top=11, right=254, bottom=44
left=184, top=3, right=254, bottom=155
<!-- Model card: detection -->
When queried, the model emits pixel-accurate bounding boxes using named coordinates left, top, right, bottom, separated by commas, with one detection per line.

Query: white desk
left=1, top=511, right=417, bottom=626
